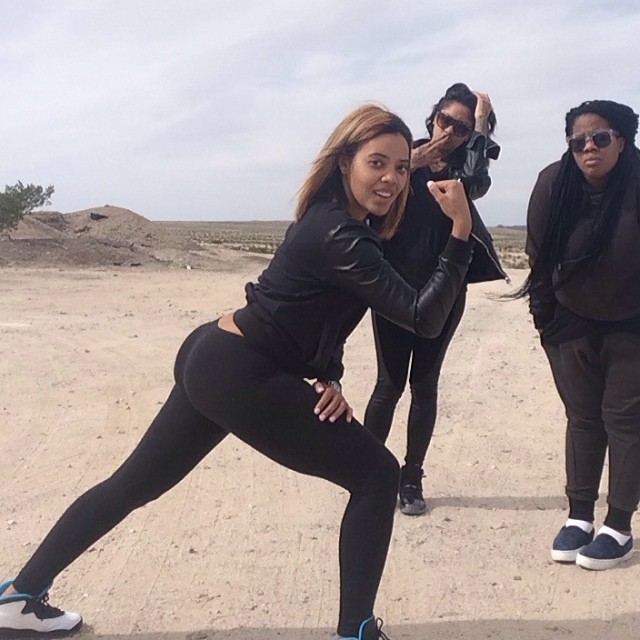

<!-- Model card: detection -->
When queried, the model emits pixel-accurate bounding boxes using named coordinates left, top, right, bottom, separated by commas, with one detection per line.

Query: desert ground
left=0, top=209, right=638, bottom=640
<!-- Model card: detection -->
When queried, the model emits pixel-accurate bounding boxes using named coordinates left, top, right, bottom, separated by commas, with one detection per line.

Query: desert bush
left=0, top=182, right=55, bottom=232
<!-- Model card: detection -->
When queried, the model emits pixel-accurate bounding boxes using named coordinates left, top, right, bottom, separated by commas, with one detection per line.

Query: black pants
left=364, top=290, right=466, bottom=468
left=543, top=332, right=640, bottom=516
left=14, top=322, right=399, bottom=637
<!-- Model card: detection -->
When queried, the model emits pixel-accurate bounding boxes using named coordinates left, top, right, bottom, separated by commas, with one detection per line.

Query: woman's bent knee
left=352, top=447, right=399, bottom=497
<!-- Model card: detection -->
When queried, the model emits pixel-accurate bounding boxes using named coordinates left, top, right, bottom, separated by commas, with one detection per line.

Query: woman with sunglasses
left=0, top=104, right=474, bottom=640
left=364, top=83, right=507, bottom=516
left=522, top=99, right=640, bottom=570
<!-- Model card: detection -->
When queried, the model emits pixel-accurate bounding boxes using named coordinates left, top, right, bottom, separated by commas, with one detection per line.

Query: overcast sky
left=2, top=0, right=640, bottom=225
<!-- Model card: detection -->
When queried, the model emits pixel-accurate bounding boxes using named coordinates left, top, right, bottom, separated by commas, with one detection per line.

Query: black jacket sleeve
left=453, top=132, right=500, bottom=201
left=319, top=342, right=345, bottom=382
left=324, top=225, right=472, bottom=338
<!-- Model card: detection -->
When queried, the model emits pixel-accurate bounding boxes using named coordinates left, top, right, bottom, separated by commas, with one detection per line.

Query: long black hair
left=518, top=99, right=640, bottom=299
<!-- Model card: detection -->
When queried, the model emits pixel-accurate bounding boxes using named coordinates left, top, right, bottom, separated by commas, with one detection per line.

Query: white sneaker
left=0, top=579, right=82, bottom=634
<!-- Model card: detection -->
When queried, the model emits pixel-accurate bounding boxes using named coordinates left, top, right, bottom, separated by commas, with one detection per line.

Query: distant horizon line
left=36, top=207, right=525, bottom=228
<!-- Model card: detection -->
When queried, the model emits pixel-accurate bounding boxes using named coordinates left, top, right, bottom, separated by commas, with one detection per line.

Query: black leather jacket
left=415, top=132, right=501, bottom=201
left=382, top=167, right=508, bottom=290
left=234, top=201, right=472, bottom=382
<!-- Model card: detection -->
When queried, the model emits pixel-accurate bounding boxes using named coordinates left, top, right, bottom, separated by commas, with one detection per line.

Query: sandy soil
left=1, top=264, right=638, bottom=640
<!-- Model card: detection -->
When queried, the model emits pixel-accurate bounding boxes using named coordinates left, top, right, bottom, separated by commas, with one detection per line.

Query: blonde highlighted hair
left=294, top=104, right=412, bottom=239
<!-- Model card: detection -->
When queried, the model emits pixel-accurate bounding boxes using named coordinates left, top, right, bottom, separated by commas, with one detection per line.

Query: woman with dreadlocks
left=522, top=99, right=640, bottom=570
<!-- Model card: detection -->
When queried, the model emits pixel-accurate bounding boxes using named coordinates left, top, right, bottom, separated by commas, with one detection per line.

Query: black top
left=382, top=168, right=454, bottom=290
left=381, top=166, right=507, bottom=291
left=234, top=201, right=472, bottom=381
left=526, top=160, right=640, bottom=335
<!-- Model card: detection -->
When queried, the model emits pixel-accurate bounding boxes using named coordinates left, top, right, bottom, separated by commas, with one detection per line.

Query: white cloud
left=1, top=0, right=640, bottom=223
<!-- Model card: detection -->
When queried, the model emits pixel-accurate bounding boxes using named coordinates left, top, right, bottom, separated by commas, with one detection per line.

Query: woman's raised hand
left=473, top=91, right=493, bottom=134
left=427, top=179, right=472, bottom=241
left=411, top=133, right=450, bottom=170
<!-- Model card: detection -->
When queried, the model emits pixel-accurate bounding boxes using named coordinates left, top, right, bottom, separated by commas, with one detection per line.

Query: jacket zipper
left=470, top=232, right=511, bottom=284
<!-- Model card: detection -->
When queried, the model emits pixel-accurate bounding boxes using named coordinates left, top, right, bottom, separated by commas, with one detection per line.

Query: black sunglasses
left=566, top=128, right=618, bottom=153
left=435, top=111, right=473, bottom=138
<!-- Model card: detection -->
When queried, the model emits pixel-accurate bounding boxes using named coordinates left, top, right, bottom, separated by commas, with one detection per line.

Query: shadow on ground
left=426, top=495, right=567, bottom=511
left=67, top=612, right=640, bottom=640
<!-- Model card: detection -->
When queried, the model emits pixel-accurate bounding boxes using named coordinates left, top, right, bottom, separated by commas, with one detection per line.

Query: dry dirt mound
left=5, top=212, right=68, bottom=240
left=0, top=206, right=267, bottom=271
left=64, top=205, right=158, bottom=246
left=0, top=206, right=167, bottom=268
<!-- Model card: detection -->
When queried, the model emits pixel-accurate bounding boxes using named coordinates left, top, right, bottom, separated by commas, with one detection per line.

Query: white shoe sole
left=551, top=546, right=585, bottom=563
left=0, top=600, right=83, bottom=635
left=0, top=620, right=82, bottom=637
left=576, top=548, right=634, bottom=570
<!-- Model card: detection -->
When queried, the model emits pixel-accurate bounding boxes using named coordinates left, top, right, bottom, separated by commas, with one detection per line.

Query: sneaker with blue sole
left=330, top=616, right=391, bottom=639
left=551, top=525, right=594, bottom=563
left=0, top=579, right=82, bottom=635
left=576, top=532, right=634, bottom=571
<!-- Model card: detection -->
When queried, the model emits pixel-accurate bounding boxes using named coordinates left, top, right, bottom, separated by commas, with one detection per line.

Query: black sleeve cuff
left=321, top=361, right=344, bottom=383
left=441, top=235, right=473, bottom=266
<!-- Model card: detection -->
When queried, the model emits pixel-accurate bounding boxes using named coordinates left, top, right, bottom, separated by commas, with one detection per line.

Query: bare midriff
left=218, top=312, right=244, bottom=337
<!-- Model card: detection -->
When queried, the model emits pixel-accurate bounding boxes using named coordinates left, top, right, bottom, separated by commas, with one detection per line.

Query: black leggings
left=15, top=322, right=399, bottom=637
left=364, top=291, right=466, bottom=468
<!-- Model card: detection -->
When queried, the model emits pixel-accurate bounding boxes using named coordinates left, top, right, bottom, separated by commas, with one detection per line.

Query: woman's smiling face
left=340, top=132, right=410, bottom=221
